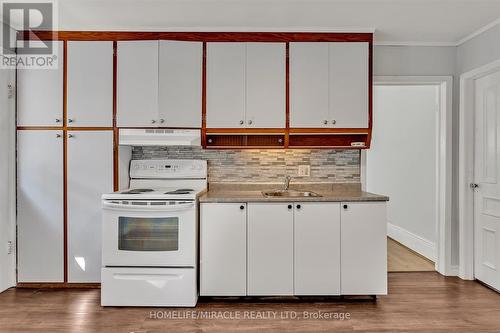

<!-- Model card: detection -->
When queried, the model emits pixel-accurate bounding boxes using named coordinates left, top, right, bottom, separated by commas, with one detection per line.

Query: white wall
left=457, top=24, right=500, bottom=74
left=367, top=85, right=438, bottom=260
left=0, top=62, right=16, bottom=292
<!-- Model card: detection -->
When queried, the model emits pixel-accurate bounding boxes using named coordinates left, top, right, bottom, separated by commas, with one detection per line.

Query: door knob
left=239, top=120, right=244, bottom=125
left=151, top=120, right=157, bottom=124
left=55, top=119, right=61, bottom=123
left=323, top=120, right=328, bottom=125
left=470, top=183, right=479, bottom=190
left=296, top=204, right=301, bottom=209
left=343, top=204, right=348, bottom=209
left=68, top=134, right=74, bottom=138
left=240, top=205, right=245, bottom=210
left=56, top=134, right=61, bottom=138
left=159, top=119, right=165, bottom=124
left=288, top=204, right=293, bottom=210
left=331, top=120, right=336, bottom=125
left=248, top=120, right=253, bottom=125
left=68, top=119, right=74, bottom=123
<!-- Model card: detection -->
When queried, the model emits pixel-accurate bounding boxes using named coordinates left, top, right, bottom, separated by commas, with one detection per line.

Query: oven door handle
left=102, top=201, right=194, bottom=211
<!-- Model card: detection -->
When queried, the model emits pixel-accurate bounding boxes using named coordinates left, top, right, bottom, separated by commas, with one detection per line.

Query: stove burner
left=164, top=189, right=194, bottom=195
left=121, top=189, right=154, bottom=194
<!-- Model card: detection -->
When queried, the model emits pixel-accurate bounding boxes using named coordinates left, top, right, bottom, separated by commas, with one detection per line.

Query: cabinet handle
left=159, top=119, right=165, bottom=124
left=248, top=120, right=253, bottom=125
left=68, top=119, right=74, bottom=123
left=239, top=120, right=244, bottom=125
left=323, top=120, right=328, bottom=125
left=343, top=204, right=348, bottom=209
left=288, top=204, right=293, bottom=210
left=332, top=120, right=336, bottom=125
left=240, top=205, right=245, bottom=210
left=296, top=204, right=301, bottom=209
left=56, top=134, right=61, bottom=138
left=151, top=120, right=156, bottom=124
left=68, top=134, right=74, bottom=138
left=55, top=119, right=61, bottom=123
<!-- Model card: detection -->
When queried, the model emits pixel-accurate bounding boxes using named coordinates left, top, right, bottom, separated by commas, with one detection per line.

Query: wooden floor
left=1, top=272, right=500, bottom=332
left=387, top=237, right=435, bottom=272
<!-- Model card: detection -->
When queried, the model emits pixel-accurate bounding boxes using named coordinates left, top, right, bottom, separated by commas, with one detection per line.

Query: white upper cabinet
left=329, top=43, right=369, bottom=128
left=290, top=42, right=369, bottom=128
left=159, top=41, right=202, bottom=128
left=17, top=130, right=64, bottom=282
left=17, top=41, right=64, bottom=126
left=206, top=43, right=246, bottom=128
left=117, top=41, right=159, bottom=127
left=245, top=43, right=285, bottom=128
left=207, top=42, right=286, bottom=128
left=67, top=131, right=113, bottom=283
left=290, top=42, right=329, bottom=128
left=67, top=41, right=113, bottom=127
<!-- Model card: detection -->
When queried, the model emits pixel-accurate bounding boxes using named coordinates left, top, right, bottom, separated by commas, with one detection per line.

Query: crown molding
left=374, top=40, right=457, bottom=47
left=456, top=17, right=500, bottom=46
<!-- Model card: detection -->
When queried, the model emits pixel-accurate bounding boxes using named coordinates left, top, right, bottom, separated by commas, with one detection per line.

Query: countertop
left=199, top=182, right=389, bottom=203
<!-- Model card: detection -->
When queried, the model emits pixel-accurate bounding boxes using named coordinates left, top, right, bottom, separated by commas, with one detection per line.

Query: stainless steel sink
left=262, top=190, right=322, bottom=198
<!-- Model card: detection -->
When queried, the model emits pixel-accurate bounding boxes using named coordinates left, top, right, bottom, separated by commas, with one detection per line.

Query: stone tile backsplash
left=132, top=146, right=360, bottom=183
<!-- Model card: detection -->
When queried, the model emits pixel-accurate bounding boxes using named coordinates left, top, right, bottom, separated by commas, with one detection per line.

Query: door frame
left=459, top=59, right=500, bottom=280
left=362, top=76, right=454, bottom=276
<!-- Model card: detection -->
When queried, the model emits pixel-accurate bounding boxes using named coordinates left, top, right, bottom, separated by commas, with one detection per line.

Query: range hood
left=119, top=129, right=201, bottom=146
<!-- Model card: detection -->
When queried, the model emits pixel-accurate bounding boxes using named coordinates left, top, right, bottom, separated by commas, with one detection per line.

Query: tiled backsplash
left=132, top=147, right=360, bottom=183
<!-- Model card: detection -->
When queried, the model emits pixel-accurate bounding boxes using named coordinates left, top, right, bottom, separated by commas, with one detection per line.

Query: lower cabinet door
left=341, top=202, right=387, bottom=295
left=67, top=131, right=113, bottom=282
left=247, top=203, right=293, bottom=295
left=200, top=203, right=247, bottom=296
left=294, top=202, right=341, bottom=295
left=17, top=130, right=64, bottom=282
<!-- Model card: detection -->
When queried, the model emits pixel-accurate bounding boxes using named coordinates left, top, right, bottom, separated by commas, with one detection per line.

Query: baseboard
left=387, top=223, right=436, bottom=262
left=16, top=282, right=101, bottom=289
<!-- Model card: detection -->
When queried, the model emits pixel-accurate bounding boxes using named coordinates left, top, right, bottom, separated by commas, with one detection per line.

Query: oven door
left=102, top=200, right=196, bottom=267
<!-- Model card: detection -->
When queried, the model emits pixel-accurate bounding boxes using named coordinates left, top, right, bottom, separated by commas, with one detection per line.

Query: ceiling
left=15, top=0, right=500, bottom=45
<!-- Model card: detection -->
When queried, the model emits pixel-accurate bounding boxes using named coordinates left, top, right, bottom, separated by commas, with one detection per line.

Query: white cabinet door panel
left=294, top=203, right=341, bottom=295
left=341, top=202, right=387, bottom=295
left=67, top=131, right=113, bottom=283
left=159, top=41, right=202, bottom=128
left=67, top=41, right=113, bottom=127
left=206, top=43, right=246, bottom=128
left=17, top=41, right=64, bottom=126
left=200, top=203, right=247, bottom=296
left=289, top=42, right=329, bottom=128
left=246, top=43, right=286, bottom=128
left=17, top=130, right=64, bottom=282
left=329, top=42, right=369, bottom=128
left=117, top=41, right=159, bottom=127
left=247, top=203, right=293, bottom=295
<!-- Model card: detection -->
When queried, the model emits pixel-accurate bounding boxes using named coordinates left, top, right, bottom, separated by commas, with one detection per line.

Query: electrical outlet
left=298, top=165, right=310, bottom=177
left=7, top=241, right=13, bottom=255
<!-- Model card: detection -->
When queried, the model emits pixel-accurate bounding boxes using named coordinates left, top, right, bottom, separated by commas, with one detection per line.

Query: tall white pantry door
left=474, top=70, right=500, bottom=292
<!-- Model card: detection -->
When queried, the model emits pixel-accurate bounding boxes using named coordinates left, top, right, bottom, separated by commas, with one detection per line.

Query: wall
left=0, top=25, right=16, bottom=292
left=367, top=85, right=438, bottom=259
left=132, top=147, right=360, bottom=183
left=457, top=24, right=500, bottom=74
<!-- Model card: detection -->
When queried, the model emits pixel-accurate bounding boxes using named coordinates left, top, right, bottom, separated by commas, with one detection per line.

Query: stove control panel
left=130, top=159, right=207, bottom=179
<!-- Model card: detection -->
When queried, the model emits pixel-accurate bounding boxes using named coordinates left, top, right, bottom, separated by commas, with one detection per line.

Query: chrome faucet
left=284, top=175, right=292, bottom=191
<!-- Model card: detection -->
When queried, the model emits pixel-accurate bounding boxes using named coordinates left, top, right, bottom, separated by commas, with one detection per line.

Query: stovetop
left=102, top=187, right=206, bottom=201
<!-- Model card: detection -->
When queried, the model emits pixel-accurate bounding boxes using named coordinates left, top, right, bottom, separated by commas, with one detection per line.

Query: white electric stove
left=101, top=159, right=207, bottom=307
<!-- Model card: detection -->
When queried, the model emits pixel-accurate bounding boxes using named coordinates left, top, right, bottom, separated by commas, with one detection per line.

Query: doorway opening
left=363, top=76, right=453, bottom=275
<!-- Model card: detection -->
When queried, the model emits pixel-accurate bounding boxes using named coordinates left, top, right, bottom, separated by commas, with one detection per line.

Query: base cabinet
left=200, top=203, right=247, bottom=296
left=341, top=202, right=387, bottom=295
left=247, top=203, right=293, bottom=295
left=200, top=201, right=387, bottom=296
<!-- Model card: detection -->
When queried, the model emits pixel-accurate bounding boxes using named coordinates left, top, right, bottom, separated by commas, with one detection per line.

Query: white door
left=117, top=41, right=159, bottom=127
left=245, top=43, right=286, bottom=128
left=247, top=203, right=293, bottom=295
left=0, top=66, right=15, bottom=292
left=329, top=42, right=369, bottom=128
left=67, top=41, right=113, bottom=127
left=289, top=42, right=329, bottom=128
left=341, top=202, right=387, bottom=295
left=474, top=70, right=500, bottom=291
left=67, top=131, right=113, bottom=283
left=159, top=41, right=202, bottom=128
left=17, top=130, right=64, bottom=282
left=200, top=203, right=247, bottom=296
left=294, top=203, right=341, bottom=295
left=17, top=41, right=63, bottom=126
left=206, top=43, right=246, bottom=128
